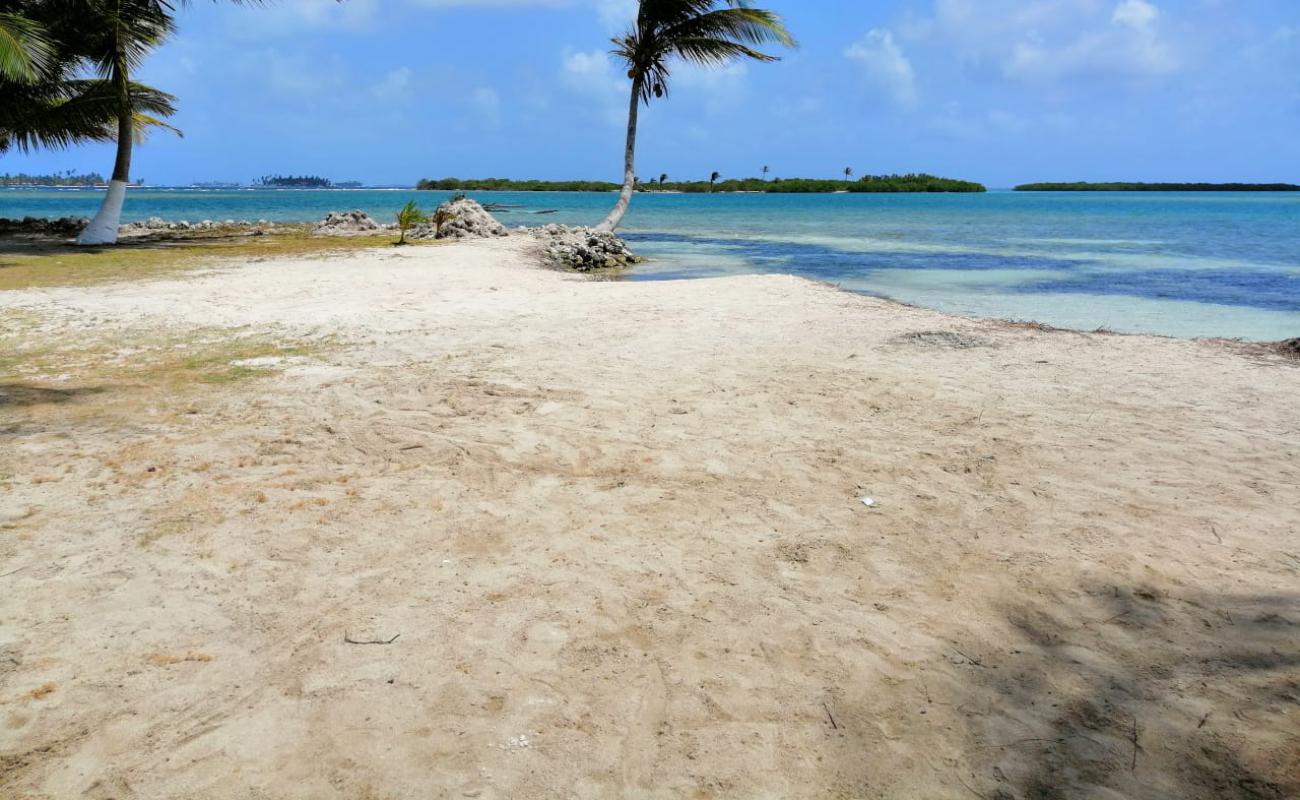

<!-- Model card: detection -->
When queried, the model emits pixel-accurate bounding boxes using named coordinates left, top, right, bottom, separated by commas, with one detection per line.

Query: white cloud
left=844, top=29, right=919, bottom=109
left=908, top=0, right=1181, bottom=85
left=593, top=0, right=636, bottom=31
left=561, top=48, right=626, bottom=127
left=230, top=0, right=379, bottom=38
left=407, top=0, right=634, bottom=31
left=1112, top=0, right=1158, bottom=31
left=562, top=49, right=623, bottom=93
left=1002, top=3, right=1178, bottom=83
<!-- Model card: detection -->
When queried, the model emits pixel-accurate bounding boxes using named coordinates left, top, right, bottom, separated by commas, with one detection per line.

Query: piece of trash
left=861, top=497, right=878, bottom=508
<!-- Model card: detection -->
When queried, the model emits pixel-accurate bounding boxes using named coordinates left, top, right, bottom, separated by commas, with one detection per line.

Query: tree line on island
left=255, top=175, right=333, bottom=189
left=418, top=174, right=986, bottom=194
left=2, top=170, right=108, bottom=186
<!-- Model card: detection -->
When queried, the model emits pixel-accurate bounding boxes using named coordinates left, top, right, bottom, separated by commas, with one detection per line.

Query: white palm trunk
left=597, top=77, right=643, bottom=233
left=78, top=57, right=132, bottom=246
left=76, top=179, right=128, bottom=245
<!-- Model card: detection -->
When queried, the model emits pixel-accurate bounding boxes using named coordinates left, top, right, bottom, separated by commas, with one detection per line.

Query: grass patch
left=0, top=229, right=431, bottom=291
left=1, top=315, right=333, bottom=412
left=153, top=337, right=317, bottom=387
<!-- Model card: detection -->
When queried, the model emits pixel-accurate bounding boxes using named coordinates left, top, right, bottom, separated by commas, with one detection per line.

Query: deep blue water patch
left=623, top=231, right=1300, bottom=312
left=623, top=232, right=1089, bottom=276
left=1021, top=268, right=1300, bottom=312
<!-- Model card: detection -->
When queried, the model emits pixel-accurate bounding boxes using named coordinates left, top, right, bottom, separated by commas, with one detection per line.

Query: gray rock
left=528, top=224, right=637, bottom=272
left=313, top=210, right=383, bottom=236
left=421, top=198, right=509, bottom=240
left=0, top=216, right=88, bottom=236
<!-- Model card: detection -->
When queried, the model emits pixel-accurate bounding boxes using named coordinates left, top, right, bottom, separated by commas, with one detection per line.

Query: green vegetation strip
left=1, top=172, right=108, bottom=187
left=418, top=174, right=986, bottom=193
left=0, top=230, right=408, bottom=291
left=2, top=317, right=329, bottom=398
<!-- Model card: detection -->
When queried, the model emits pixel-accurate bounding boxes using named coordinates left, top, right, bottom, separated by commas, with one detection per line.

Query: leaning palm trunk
left=596, top=75, right=642, bottom=233
left=78, top=54, right=131, bottom=245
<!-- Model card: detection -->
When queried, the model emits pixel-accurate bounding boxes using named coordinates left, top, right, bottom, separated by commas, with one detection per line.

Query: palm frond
left=671, top=37, right=776, bottom=67
left=611, top=0, right=795, bottom=104
left=0, top=77, right=178, bottom=154
left=130, top=111, right=182, bottom=142
left=0, top=12, right=54, bottom=82
left=664, top=8, right=795, bottom=51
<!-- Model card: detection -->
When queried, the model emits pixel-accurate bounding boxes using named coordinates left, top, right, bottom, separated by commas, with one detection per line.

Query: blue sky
left=4, top=0, right=1298, bottom=187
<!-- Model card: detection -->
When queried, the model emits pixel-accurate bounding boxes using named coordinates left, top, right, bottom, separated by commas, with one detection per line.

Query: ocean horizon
left=4, top=186, right=1297, bottom=342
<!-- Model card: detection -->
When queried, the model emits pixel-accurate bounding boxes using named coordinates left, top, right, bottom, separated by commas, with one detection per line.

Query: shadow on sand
left=0, top=382, right=107, bottom=408
left=958, top=582, right=1299, bottom=799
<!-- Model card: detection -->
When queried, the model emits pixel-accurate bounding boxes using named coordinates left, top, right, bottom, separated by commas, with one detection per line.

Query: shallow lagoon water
left=4, top=187, right=1297, bottom=340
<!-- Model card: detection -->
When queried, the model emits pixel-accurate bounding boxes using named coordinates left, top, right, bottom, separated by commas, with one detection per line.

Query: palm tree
left=72, top=0, right=261, bottom=245
left=844, top=166, right=853, bottom=182
left=1, top=3, right=177, bottom=158
left=596, top=0, right=794, bottom=231
left=394, top=200, right=423, bottom=245
left=761, top=164, right=769, bottom=182
left=69, top=0, right=176, bottom=244
left=709, top=170, right=720, bottom=191
left=659, top=172, right=667, bottom=185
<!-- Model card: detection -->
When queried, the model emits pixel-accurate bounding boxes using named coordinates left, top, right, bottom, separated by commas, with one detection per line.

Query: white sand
left=2, top=238, right=1297, bottom=799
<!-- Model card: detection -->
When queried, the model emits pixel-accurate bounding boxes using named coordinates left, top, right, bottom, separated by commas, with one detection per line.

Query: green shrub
left=395, top=200, right=424, bottom=245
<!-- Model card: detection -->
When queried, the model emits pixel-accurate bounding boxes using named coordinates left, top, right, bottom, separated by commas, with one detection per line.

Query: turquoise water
left=4, top=187, right=1298, bottom=340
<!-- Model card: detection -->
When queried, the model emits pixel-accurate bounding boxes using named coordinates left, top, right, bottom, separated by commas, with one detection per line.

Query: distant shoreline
left=417, top=175, right=988, bottom=194
left=1016, top=182, right=1300, bottom=192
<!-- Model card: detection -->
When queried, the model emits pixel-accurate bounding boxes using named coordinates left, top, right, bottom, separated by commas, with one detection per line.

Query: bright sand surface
left=1, top=238, right=1297, bottom=799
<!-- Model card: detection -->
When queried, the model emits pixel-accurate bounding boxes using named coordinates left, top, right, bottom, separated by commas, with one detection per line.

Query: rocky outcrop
left=2, top=211, right=639, bottom=275
left=313, top=210, right=384, bottom=236
left=530, top=224, right=637, bottom=271
left=0, top=216, right=88, bottom=236
left=117, top=217, right=280, bottom=236
left=1277, top=338, right=1300, bottom=359
left=425, top=197, right=509, bottom=240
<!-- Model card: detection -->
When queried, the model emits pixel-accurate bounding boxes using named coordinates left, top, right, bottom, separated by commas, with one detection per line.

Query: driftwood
left=344, top=633, right=400, bottom=645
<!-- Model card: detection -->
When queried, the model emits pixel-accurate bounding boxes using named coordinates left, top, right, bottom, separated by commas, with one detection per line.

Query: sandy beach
left=1, top=237, right=1297, bottom=799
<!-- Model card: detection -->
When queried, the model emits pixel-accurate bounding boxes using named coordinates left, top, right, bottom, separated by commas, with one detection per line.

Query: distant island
left=2, top=172, right=130, bottom=187
left=417, top=174, right=986, bottom=194
left=256, top=174, right=333, bottom=189
left=249, top=176, right=364, bottom=189
left=1015, top=182, right=1300, bottom=192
